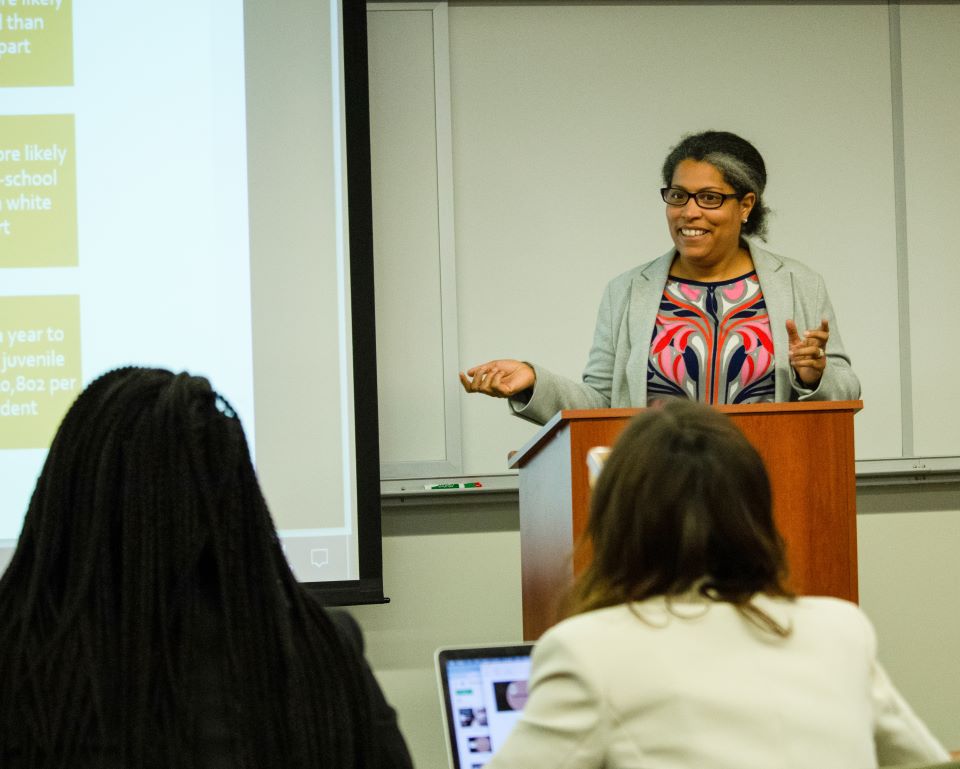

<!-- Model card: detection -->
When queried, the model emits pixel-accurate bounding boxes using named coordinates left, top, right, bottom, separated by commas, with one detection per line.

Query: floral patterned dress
left=647, top=271, right=775, bottom=404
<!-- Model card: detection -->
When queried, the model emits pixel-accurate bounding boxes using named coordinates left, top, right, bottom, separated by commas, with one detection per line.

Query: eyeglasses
left=661, top=187, right=742, bottom=209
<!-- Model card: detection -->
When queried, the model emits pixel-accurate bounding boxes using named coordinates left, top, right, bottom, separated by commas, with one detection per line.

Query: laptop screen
left=435, top=643, right=534, bottom=769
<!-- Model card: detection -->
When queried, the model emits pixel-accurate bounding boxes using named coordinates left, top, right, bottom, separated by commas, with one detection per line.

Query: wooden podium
left=507, top=401, right=863, bottom=640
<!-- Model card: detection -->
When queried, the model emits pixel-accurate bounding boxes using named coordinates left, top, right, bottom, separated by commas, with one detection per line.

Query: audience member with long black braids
left=0, top=367, right=412, bottom=769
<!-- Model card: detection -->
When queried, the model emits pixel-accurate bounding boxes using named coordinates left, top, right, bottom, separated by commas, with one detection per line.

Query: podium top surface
left=507, top=400, right=863, bottom=470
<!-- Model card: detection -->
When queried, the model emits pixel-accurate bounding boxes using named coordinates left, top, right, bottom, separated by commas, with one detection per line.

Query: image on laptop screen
left=435, top=644, right=534, bottom=769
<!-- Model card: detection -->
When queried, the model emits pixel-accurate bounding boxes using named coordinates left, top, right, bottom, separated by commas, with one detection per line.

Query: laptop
left=435, top=642, right=535, bottom=769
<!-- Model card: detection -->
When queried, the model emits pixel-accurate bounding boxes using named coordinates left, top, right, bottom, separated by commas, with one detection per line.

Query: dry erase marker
left=424, top=482, right=483, bottom=490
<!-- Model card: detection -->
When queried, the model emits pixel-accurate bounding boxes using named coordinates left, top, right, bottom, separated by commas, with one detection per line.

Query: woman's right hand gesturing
left=459, top=359, right=535, bottom=398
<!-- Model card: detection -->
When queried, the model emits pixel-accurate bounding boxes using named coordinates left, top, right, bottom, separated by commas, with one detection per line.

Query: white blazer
left=486, top=596, right=948, bottom=769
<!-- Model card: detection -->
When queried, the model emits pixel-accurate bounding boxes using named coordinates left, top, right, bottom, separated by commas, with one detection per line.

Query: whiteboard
left=369, top=3, right=463, bottom=479
left=900, top=3, right=960, bottom=458
left=370, top=2, right=960, bottom=480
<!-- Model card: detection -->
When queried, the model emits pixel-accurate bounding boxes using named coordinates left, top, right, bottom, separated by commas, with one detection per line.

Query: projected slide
left=0, top=0, right=73, bottom=88
left=0, top=114, right=76, bottom=265
left=1, top=115, right=80, bottom=442
left=0, top=295, right=80, bottom=447
left=0, top=0, right=360, bottom=585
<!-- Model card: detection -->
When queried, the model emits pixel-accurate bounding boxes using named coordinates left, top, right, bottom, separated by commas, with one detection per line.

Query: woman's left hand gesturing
left=786, top=318, right=829, bottom=387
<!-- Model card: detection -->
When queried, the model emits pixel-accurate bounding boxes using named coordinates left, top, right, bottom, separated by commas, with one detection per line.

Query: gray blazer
left=511, top=242, right=861, bottom=425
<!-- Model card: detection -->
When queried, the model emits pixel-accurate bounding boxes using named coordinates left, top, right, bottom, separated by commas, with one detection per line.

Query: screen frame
left=303, top=0, right=385, bottom=606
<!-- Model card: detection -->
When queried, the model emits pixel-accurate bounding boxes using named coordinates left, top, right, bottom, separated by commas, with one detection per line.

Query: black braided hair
left=0, top=367, right=375, bottom=769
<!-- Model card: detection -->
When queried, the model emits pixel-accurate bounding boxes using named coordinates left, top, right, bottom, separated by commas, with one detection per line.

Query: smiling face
left=666, top=159, right=755, bottom=279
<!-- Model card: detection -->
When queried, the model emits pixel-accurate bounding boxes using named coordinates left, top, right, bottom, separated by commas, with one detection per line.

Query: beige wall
left=349, top=502, right=523, bottom=769
left=857, top=485, right=960, bottom=751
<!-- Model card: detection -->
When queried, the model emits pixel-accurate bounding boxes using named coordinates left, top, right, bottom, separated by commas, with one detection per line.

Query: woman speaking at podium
left=460, top=130, right=861, bottom=424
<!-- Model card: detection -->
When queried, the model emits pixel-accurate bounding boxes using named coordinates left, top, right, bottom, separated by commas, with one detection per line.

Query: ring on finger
left=816, top=348, right=825, bottom=359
